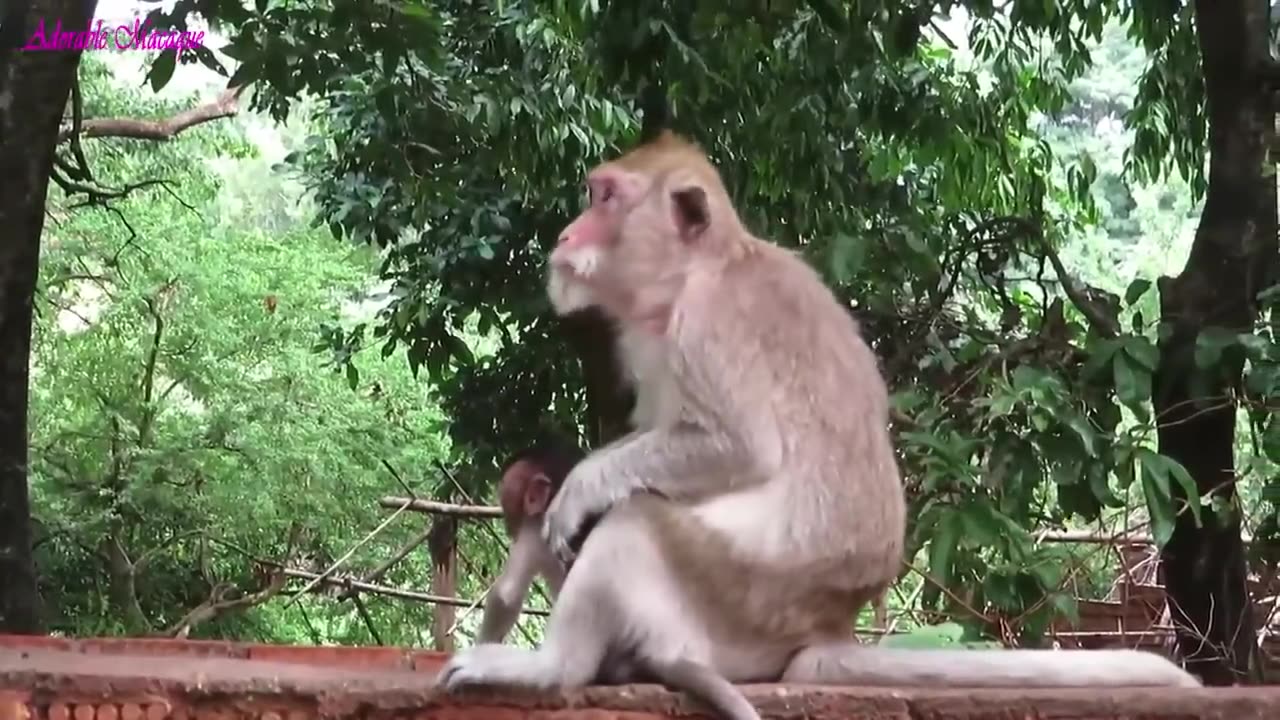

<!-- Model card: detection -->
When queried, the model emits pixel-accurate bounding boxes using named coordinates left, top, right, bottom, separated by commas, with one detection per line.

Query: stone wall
left=1, top=635, right=1277, bottom=720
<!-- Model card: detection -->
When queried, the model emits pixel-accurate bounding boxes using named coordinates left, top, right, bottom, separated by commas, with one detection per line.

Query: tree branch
left=163, top=522, right=300, bottom=638
left=59, top=85, right=247, bottom=143
left=1040, top=236, right=1122, bottom=338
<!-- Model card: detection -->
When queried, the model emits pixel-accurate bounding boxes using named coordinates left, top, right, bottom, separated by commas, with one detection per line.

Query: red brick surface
left=1, top=635, right=1278, bottom=719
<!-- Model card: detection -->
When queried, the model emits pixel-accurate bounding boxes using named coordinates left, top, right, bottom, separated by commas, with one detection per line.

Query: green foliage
left=879, top=621, right=1003, bottom=649
left=31, top=59, right=454, bottom=642
left=150, top=1, right=1227, bottom=643
left=45, top=0, right=1277, bottom=648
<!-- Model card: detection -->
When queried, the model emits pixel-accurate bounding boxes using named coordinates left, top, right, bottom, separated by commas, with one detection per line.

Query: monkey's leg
left=436, top=580, right=612, bottom=691
left=782, top=641, right=1202, bottom=688
left=437, top=516, right=635, bottom=692
left=645, top=658, right=762, bottom=720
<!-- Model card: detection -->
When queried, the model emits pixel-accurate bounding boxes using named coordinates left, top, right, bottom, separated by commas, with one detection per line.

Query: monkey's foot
left=436, top=644, right=552, bottom=692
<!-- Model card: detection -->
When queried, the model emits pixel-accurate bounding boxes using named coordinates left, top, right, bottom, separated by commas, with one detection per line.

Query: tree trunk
left=0, top=0, right=98, bottom=634
left=1154, top=0, right=1276, bottom=686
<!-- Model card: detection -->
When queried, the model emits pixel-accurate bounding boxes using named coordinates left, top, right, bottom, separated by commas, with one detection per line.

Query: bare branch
left=134, top=529, right=204, bottom=575
left=1038, top=235, right=1122, bottom=338
left=377, top=496, right=503, bottom=519
left=278, top=567, right=549, bottom=617
left=1038, top=529, right=1255, bottom=545
left=165, top=571, right=288, bottom=638
left=283, top=497, right=417, bottom=606
left=336, top=524, right=434, bottom=601
left=60, top=85, right=247, bottom=143
left=164, top=523, right=300, bottom=638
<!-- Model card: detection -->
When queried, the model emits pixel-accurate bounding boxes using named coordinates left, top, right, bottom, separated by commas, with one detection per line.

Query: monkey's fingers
left=544, top=510, right=594, bottom=568
left=435, top=662, right=463, bottom=691
left=437, top=657, right=491, bottom=692
left=549, top=534, right=578, bottom=567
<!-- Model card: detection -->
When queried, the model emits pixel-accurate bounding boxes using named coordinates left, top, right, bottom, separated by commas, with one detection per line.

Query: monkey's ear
left=670, top=185, right=710, bottom=242
left=524, top=473, right=552, bottom=515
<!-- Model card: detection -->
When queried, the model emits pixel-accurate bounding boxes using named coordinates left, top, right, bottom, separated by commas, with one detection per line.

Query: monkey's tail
left=782, top=643, right=1202, bottom=688
left=646, top=658, right=763, bottom=720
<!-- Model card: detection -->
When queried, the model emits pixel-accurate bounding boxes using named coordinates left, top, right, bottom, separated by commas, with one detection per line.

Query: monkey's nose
left=549, top=243, right=573, bottom=267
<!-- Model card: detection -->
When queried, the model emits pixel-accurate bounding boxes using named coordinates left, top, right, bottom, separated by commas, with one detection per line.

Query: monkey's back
left=656, top=236, right=907, bottom=644
left=676, top=238, right=905, bottom=540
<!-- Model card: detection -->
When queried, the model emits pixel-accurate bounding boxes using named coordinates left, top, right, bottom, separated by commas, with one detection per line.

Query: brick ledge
left=0, top=635, right=1276, bottom=719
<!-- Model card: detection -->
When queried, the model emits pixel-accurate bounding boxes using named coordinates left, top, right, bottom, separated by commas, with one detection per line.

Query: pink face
left=549, top=162, right=710, bottom=328
left=552, top=169, right=632, bottom=260
left=499, top=459, right=552, bottom=536
left=549, top=166, right=643, bottom=310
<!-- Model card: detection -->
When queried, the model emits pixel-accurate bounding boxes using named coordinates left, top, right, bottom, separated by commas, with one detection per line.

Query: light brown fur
left=543, top=130, right=903, bottom=639
left=475, top=449, right=764, bottom=720
left=438, top=132, right=1201, bottom=716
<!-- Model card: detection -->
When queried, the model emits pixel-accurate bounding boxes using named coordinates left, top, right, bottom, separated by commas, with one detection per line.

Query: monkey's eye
left=588, top=180, right=615, bottom=206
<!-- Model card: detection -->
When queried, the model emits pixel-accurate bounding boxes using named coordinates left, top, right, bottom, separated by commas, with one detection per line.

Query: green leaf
left=227, top=59, right=261, bottom=89
left=1138, top=449, right=1176, bottom=546
left=148, top=48, right=178, bottom=93
left=1081, top=338, right=1122, bottom=381
left=1010, top=365, right=1052, bottom=394
left=1065, top=414, right=1098, bottom=457
left=1159, top=454, right=1203, bottom=528
left=1049, top=591, right=1081, bottom=627
left=1124, top=278, right=1151, bottom=306
left=928, top=509, right=963, bottom=591
left=345, top=363, right=359, bottom=391
left=957, top=501, right=1005, bottom=548
left=1194, top=326, right=1238, bottom=369
left=1086, top=461, right=1123, bottom=508
left=1246, top=363, right=1280, bottom=397
left=829, top=233, right=866, bottom=284
left=1263, top=418, right=1280, bottom=463
left=986, top=392, right=1017, bottom=418
left=442, top=335, right=475, bottom=366
left=1236, top=332, right=1272, bottom=361
left=1114, top=446, right=1136, bottom=489
left=1112, top=351, right=1150, bottom=414
left=1122, top=337, right=1159, bottom=373
left=1255, top=284, right=1280, bottom=307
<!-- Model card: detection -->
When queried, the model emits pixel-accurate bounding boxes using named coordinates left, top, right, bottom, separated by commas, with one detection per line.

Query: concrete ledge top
left=0, top=635, right=1277, bottom=719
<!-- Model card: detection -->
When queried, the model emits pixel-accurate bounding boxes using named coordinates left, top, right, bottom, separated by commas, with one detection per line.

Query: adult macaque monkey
left=438, top=132, right=1200, bottom=711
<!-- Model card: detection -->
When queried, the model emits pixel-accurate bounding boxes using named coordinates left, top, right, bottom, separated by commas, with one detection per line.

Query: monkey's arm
left=542, top=423, right=748, bottom=562
left=476, top=524, right=549, bottom=644
left=590, top=422, right=747, bottom=499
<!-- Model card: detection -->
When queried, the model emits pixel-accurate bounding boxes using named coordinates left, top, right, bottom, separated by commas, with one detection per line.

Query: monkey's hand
left=541, top=456, right=622, bottom=565
left=436, top=644, right=551, bottom=691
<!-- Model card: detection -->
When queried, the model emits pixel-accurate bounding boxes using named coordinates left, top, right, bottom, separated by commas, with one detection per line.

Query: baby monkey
left=476, top=439, right=761, bottom=719
left=474, top=441, right=580, bottom=645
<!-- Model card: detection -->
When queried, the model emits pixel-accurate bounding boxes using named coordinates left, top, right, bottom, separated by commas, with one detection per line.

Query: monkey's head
left=497, top=440, right=585, bottom=536
left=548, top=131, right=745, bottom=330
